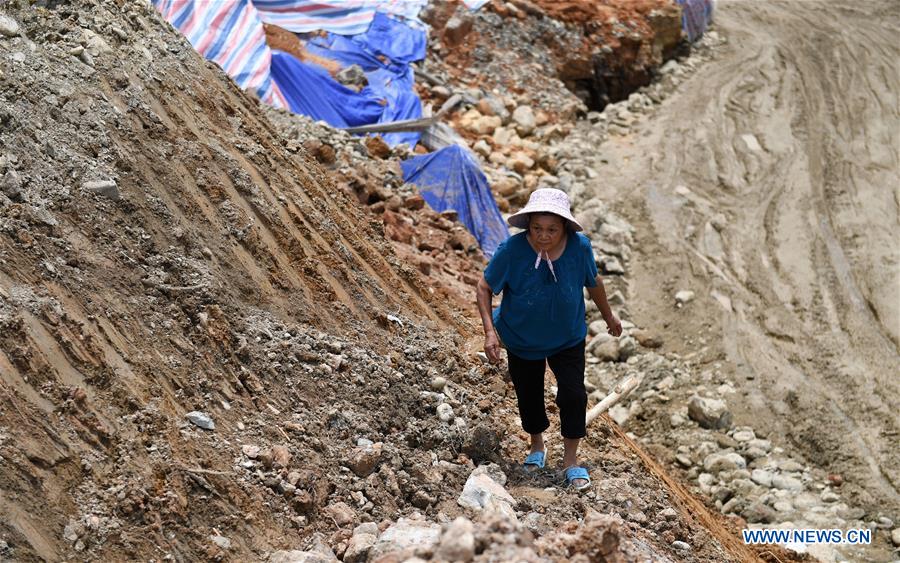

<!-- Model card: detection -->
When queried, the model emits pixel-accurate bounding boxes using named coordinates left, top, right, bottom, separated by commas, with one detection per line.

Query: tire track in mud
left=595, top=0, right=900, bottom=515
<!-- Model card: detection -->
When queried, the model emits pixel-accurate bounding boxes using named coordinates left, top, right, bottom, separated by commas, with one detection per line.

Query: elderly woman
left=476, top=188, right=622, bottom=490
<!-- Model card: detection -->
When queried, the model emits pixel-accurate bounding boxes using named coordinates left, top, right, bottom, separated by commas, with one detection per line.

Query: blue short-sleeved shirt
left=484, top=231, right=598, bottom=360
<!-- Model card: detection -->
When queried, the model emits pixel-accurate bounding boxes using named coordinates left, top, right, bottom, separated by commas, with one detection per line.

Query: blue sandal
left=523, top=449, right=546, bottom=471
left=565, top=466, right=591, bottom=491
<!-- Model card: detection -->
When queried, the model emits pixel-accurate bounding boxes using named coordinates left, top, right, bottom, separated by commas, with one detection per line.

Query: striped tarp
left=252, top=0, right=428, bottom=35
left=154, top=0, right=288, bottom=108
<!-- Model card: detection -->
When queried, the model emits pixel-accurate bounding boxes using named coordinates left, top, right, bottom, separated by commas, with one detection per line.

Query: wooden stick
left=586, top=374, right=642, bottom=425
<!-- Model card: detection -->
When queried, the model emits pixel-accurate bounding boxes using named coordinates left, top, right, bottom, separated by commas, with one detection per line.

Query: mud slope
left=594, top=0, right=900, bottom=515
left=0, top=2, right=457, bottom=560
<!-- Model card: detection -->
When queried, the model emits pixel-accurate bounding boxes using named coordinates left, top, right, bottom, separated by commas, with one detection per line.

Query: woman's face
left=528, top=214, right=565, bottom=250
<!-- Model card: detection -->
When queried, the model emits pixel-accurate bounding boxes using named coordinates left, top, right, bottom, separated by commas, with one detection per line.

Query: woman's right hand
left=484, top=331, right=502, bottom=364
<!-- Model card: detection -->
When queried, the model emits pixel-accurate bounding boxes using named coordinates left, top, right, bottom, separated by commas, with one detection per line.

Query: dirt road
left=593, top=0, right=900, bottom=517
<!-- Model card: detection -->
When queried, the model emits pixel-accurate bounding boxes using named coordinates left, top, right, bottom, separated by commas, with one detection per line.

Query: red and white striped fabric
left=154, top=0, right=288, bottom=108
left=251, top=0, right=428, bottom=35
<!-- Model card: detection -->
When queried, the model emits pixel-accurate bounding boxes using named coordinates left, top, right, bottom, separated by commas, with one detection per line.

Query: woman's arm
left=476, top=276, right=502, bottom=363
left=587, top=275, right=623, bottom=336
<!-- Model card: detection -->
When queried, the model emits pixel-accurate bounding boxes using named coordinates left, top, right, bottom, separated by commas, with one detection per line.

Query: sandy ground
left=593, top=0, right=900, bottom=519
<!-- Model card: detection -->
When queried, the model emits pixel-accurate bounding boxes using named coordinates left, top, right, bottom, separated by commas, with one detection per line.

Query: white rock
left=891, top=528, right=900, bottom=546
left=83, top=179, right=120, bottom=200
left=472, top=139, right=491, bottom=157
left=703, top=452, right=746, bottom=473
left=368, top=518, right=440, bottom=559
left=772, top=474, right=804, bottom=491
left=732, top=429, right=755, bottom=442
left=747, top=438, right=772, bottom=452
left=741, top=134, right=762, bottom=152
left=512, top=106, right=536, bottom=136
left=436, top=403, right=454, bottom=422
left=0, top=15, right=19, bottom=37
left=751, top=469, right=774, bottom=487
left=675, top=290, right=695, bottom=305
left=608, top=404, right=630, bottom=426
left=458, top=464, right=517, bottom=521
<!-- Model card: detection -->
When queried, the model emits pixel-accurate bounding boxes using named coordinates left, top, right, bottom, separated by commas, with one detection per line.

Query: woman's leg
left=547, top=341, right=588, bottom=476
left=507, top=349, right=550, bottom=453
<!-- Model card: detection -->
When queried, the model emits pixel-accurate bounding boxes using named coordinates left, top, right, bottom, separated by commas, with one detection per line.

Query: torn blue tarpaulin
left=675, top=0, right=714, bottom=42
left=401, top=146, right=508, bottom=257
left=299, top=12, right=425, bottom=146
left=270, top=49, right=422, bottom=147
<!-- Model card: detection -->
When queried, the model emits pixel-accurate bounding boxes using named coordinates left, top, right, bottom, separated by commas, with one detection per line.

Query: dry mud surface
left=595, top=0, right=900, bottom=524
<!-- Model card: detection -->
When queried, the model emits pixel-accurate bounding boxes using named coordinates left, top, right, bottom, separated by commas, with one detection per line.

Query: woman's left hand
left=605, top=314, right=623, bottom=337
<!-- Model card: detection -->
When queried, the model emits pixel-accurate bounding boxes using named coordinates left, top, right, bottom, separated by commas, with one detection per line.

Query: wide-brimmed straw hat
left=507, top=188, right=583, bottom=232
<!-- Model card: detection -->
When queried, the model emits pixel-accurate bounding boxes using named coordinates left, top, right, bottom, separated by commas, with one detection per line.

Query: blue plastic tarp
left=296, top=12, right=426, bottom=146
left=675, top=0, right=714, bottom=42
left=270, top=49, right=422, bottom=147
left=401, top=146, right=508, bottom=257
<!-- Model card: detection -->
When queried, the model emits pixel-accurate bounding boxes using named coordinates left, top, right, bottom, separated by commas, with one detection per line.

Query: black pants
left=507, top=340, right=587, bottom=439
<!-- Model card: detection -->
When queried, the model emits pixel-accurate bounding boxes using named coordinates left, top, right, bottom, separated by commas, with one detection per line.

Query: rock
left=242, top=444, right=260, bottom=459
left=83, top=180, right=120, bottom=200
left=687, top=396, right=732, bottom=430
left=430, top=376, right=447, bottom=391
left=0, top=15, right=19, bottom=37
left=472, top=139, right=491, bottom=157
left=364, top=136, right=391, bottom=159
left=820, top=491, right=840, bottom=503
left=512, top=106, right=536, bottom=136
left=588, top=336, right=619, bottom=362
left=743, top=502, right=777, bottom=524
left=588, top=320, right=606, bottom=336
left=617, top=336, right=637, bottom=360
left=403, top=194, right=426, bottom=210
left=703, top=452, right=746, bottom=473
left=344, top=523, right=379, bottom=563
left=468, top=115, right=502, bottom=135
left=186, top=411, right=215, bottom=430
left=747, top=438, right=772, bottom=452
left=510, top=151, right=535, bottom=173
left=336, top=64, right=367, bottom=89
left=891, top=528, right=900, bottom=547
left=436, top=403, right=454, bottom=422
left=209, top=535, right=231, bottom=550
left=272, top=445, right=291, bottom=468
left=741, top=133, right=762, bottom=152
left=601, top=256, right=625, bottom=275
left=660, top=507, right=678, bottom=521
left=750, top=469, right=774, bottom=487
left=324, top=502, right=356, bottom=527
left=346, top=443, right=382, bottom=477
left=443, top=14, right=473, bottom=47
left=675, top=290, right=695, bottom=305
left=370, top=517, right=441, bottom=559
left=434, top=517, right=475, bottom=562
left=431, top=85, right=451, bottom=99
left=476, top=97, right=510, bottom=124
left=632, top=329, right=663, bottom=348
left=773, top=500, right=793, bottom=513
left=608, top=404, right=629, bottom=426
left=672, top=541, right=690, bottom=551
left=772, top=474, right=804, bottom=491
left=778, top=459, right=804, bottom=472
left=458, top=464, right=517, bottom=520
left=732, top=429, right=755, bottom=442
left=1, top=170, right=22, bottom=200
left=269, top=550, right=337, bottom=563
